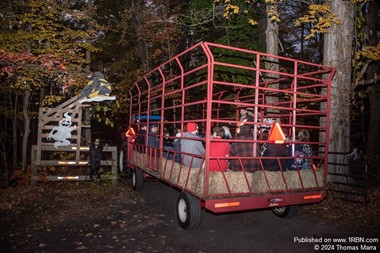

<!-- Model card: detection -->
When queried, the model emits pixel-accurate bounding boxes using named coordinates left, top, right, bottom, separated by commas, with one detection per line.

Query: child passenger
left=209, top=126, right=230, bottom=172
left=285, top=129, right=313, bottom=170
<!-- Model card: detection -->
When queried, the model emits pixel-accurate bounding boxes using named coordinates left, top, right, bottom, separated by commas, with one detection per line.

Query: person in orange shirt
left=209, top=126, right=230, bottom=172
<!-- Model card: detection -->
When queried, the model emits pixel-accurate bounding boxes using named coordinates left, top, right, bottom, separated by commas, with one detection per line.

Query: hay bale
left=252, top=171, right=288, bottom=192
left=283, top=171, right=302, bottom=189
left=299, top=169, right=324, bottom=188
left=283, top=169, right=324, bottom=189
left=131, top=151, right=149, bottom=168
left=161, top=158, right=175, bottom=180
left=158, top=156, right=282, bottom=195
left=161, top=158, right=190, bottom=185
left=146, top=155, right=325, bottom=196
left=251, top=169, right=325, bottom=193
left=176, top=166, right=191, bottom=186
left=188, top=169, right=204, bottom=195
left=160, top=157, right=204, bottom=195
left=160, top=158, right=259, bottom=196
left=208, top=172, right=228, bottom=194
left=206, top=171, right=256, bottom=195
left=131, top=151, right=139, bottom=166
left=228, top=172, right=255, bottom=193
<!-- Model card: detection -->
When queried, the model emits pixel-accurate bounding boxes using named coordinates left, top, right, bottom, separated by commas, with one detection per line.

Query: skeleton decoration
left=47, top=112, right=77, bottom=149
left=78, top=72, right=116, bottom=103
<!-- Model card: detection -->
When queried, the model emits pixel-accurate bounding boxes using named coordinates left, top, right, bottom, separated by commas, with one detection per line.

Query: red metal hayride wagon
left=125, top=42, right=335, bottom=230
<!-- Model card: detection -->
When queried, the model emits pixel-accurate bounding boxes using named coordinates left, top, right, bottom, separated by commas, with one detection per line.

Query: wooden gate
left=31, top=96, right=117, bottom=184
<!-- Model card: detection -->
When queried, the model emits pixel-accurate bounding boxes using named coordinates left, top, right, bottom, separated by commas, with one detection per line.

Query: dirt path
left=1, top=179, right=379, bottom=253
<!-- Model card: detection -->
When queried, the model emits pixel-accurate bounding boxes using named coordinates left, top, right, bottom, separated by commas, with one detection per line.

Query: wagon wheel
left=272, top=205, right=298, bottom=218
left=176, top=192, right=202, bottom=230
left=132, top=168, right=144, bottom=191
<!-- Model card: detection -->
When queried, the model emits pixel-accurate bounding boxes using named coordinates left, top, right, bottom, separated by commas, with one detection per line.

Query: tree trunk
left=365, top=1, right=380, bottom=155
left=368, top=88, right=380, bottom=155
left=12, top=94, right=18, bottom=169
left=21, top=89, right=31, bottom=170
left=265, top=3, right=279, bottom=66
left=323, top=0, right=354, bottom=175
left=258, top=2, right=267, bottom=51
left=264, top=3, right=279, bottom=110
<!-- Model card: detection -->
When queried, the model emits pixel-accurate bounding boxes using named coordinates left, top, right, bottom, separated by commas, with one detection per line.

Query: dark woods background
left=0, top=0, right=379, bottom=186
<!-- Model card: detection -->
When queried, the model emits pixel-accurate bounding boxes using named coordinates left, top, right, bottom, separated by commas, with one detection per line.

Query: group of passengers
left=134, top=108, right=314, bottom=172
left=210, top=124, right=313, bottom=172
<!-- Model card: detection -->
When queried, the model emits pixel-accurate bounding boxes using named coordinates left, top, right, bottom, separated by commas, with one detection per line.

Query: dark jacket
left=136, top=129, right=146, bottom=146
left=148, top=130, right=159, bottom=148
left=261, top=143, right=287, bottom=171
left=136, top=129, right=147, bottom=153
left=89, top=144, right=104, bottom=170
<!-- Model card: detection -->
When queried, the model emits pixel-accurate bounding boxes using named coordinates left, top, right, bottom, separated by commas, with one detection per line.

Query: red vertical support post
left=158, top=68, right=166, bottom=159
left=253, top=53, right=261, bottom=157
left=175, top=57, right=185, bottom=135
left=290, top=61, right=299, bottom=156
left=202, top=42, right=215, bottom=197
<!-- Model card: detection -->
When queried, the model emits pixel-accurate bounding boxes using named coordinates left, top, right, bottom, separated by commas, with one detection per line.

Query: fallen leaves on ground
left=1, top=180, right=379, bottom=252
left=303, top=185, right=380, bottom=228
left=0, top=181, right=187, bottom=253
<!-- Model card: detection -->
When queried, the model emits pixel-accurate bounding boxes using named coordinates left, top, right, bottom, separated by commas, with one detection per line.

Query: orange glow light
left=304, top=194, right=322, bottom=200
left=215, top=202, right=240, bottom=208
left=125, top=128, right=136, bottom=137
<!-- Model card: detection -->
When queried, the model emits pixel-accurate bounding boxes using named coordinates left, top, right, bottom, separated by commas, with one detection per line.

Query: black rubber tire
left=132, top=168, right=144, bottom=191
left=176, top=192, right=202, bottom=230
left=272, top=205, right=298, bottom=218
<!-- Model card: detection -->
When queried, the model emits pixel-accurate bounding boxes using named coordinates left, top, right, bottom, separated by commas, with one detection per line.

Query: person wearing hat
left=181, top=122, right=205, bottom=169
left=148, top=123, right=159, bottom=148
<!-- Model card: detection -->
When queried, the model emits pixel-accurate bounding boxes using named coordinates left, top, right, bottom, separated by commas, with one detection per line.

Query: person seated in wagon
left=181, top=122, right=205, bottom=169
left=285, top=129, right=313, bottom=170
left=229, top=124, right=259, bottom=172
left=209, top=126, right=230, bottom=172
